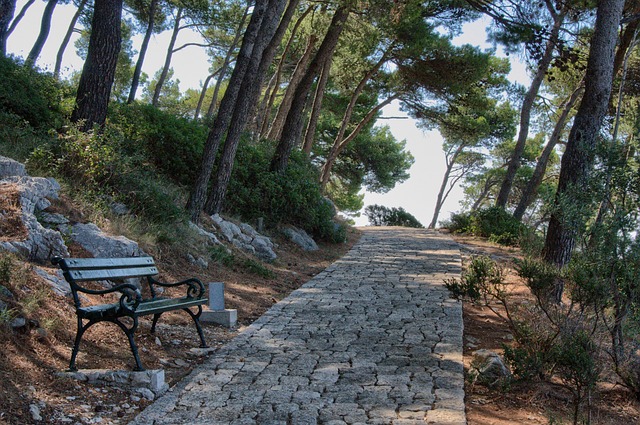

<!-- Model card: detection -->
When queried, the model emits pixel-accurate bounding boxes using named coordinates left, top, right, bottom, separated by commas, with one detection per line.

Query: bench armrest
left=148, top=277, right=205, bottom=299
left=73, top=282, right=143, bottom=313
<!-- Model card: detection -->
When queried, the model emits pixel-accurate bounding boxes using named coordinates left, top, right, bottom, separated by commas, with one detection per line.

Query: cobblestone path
left=131, top=227, right=465, bottom=425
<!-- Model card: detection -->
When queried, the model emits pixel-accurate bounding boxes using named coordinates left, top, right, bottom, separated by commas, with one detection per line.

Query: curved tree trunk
left=71, top=0, right=123, bottom=131
left=54, top=0, right=88, bottom=78
left=266, top=34, right=317, bottom=140
left=495, top=6, right=566, bottom=208
left=26, top=0, right=58, bottom=66
left=318, top=51, right=388, bottom=181
left=204, top=0, right=299, bottom=215
left=302, top=53, right=332, bottom=155
left=429, top=144, right=464, bottom=229
left=270, top=5, right=350, bottom=174
left=194, top=71, right=217, bottom=119
left=319, top=94, right=398, bottom=189
left=187, top=0, right=270, bottom=221
left=542, top=0, right=624, bottom=278
left=6, top=0, right=32, bottom=38
left=0, top=0, right=15, bottom=55
left=513, top=81, right=584, bottom=221
left=152, top=6, right=182, bottom=107
left=128, top=0, right=158, bottom=104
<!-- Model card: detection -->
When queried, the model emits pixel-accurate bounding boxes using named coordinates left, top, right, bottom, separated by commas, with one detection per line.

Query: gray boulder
left=211, top=214, right=277, bottom=262
left=33, top=267, right=71, bottom=297
left=188, top=222, right=221, bottom=245
left=0, top=156, right=27, bottom=179
left=62, top=223, right=145, bottom=258
left=211, top=214, right=241, bottom=242
left=283, top=226, right=318, bottom=251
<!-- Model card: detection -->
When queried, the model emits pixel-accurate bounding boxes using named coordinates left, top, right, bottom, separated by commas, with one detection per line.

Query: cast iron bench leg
left=113, top=317, right=144, bottom=371
left=183, top=306, right=208, bottom=348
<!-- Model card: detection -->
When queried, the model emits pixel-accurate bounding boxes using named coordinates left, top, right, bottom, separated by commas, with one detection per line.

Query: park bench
left=52, top=256, right=208, bottom=371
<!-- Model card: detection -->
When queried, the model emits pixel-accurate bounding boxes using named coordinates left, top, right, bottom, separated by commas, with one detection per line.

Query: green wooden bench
left=52, top=256, right=208, bottom=371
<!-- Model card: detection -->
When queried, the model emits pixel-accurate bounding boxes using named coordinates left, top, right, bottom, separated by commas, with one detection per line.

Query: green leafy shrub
left=0, top=55, right=71, bottom=129
left=364, top=204, right=424, bottom=228
left=442, top=207, right=524, bottom=246
left=469, top=206, right=523, bottom=245
left=514, top=257, right=560, bottom=301
left=108, top=103, right=207, bottom=186
left=225, top=142, right=341, bottom=241
left=442, top=211, right=472, bottom=233
left=445, top=255, right=504, bottom=302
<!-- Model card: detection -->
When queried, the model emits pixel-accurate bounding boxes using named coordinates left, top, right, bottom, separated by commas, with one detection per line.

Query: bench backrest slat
left=62, top=257, right=156, bottom=270
left=66, top=266, right=159, bottom=282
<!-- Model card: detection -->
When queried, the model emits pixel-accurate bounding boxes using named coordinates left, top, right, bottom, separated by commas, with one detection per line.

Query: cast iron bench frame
left=52, top=256, right=208, bottom=371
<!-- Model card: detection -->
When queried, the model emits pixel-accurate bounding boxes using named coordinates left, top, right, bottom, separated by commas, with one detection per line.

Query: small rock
left=0, top=285, right=15, bottom=299
left=29, top=404, right=42, bottom=422
left=155, top=337, right=162, bottom=346
left=134, top=388, right=155, bottom=401
left=35, top=327, right=48, bottom=341
left=10, top=317, right=27, bottom=331
left=110, top=203, right=129, bottom=215
left=130, top=395, right=141, bottom=402
left=470, top=349, right=511, bottom=387
left=174, top=358, right=189, bottom=367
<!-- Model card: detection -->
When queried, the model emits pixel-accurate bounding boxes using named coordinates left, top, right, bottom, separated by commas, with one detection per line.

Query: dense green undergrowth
left=0, top=56, right=345, bottom=247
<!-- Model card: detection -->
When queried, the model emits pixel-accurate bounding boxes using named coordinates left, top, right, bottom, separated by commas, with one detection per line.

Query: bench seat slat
left=134, top=297, right=209, bottom=316
left=62, top=257, right=156, bottom=270
left=67, top=266, right=158, bottom=282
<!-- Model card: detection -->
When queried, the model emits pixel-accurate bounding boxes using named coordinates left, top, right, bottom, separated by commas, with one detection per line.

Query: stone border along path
left=130, top=227, right=465, bottom=425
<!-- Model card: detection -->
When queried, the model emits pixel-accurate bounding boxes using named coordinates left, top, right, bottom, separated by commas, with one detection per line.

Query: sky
left=6, top=1, right=530, bottom=227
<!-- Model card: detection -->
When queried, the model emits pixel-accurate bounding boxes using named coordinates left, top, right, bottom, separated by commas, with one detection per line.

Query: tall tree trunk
left=271, top=5, right=349, bottom=173
left=0, top=0, right=15, bottom=55
left=71, top=0, right=123, bottom=131
left=260, top=4, right=313, bottom=138
left=513, top=81, right=584, bottom=221
left=589, top=30, right=639, bottom=242
left=542, top=0, right=624, bottom=277
left=319, top=94, right=398, bottom=189
left=26, top=0, right=58, bottom=66
left=266, top=34, right=317, bottom=140
left=429, top=144, right=465, bottom=229
left=187, top=0, right=270, bottom=221
left=152, top=7, right=182, bottom=107
left=6, top=0, right=32, bottom=38
left=302, top=53, right=332, bottom=155
left=205, top=3, right=249, bottom=119
left=495, top=6, right=566, bottom=208
left=54, top=0, right=88, bottom=78
left=204, top=0, right=298, bottom=215
left=128, top=0, right=158, bottom=104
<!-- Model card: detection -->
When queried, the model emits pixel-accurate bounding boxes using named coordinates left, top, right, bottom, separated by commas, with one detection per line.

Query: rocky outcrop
left=211, top=214, right=277, bottom=262
left=282, top=226, right=318, bottom=251
left=1, top=156, right=69, bottom=262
